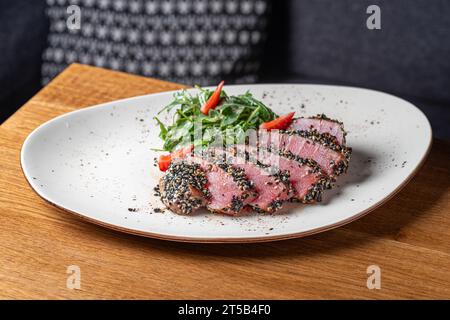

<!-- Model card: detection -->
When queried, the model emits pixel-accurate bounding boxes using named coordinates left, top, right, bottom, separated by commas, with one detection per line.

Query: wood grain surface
left=1, top=64, right=449, bottom=299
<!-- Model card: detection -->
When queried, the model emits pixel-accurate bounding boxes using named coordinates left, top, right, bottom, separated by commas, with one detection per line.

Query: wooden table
left=1, top=64, right=449, bottom=299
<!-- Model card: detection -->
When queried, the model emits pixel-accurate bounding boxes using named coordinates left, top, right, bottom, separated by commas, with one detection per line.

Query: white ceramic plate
left=21, top=84, right=432, bottom=243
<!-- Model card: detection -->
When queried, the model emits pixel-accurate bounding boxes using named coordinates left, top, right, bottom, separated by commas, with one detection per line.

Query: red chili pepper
left=201, top=80, right=225, bottom=115
left=260, top=112, right=295, bottom=131
left=157, top=144, right=194, bottom=172
left=157, top=154, right=172, bottom=172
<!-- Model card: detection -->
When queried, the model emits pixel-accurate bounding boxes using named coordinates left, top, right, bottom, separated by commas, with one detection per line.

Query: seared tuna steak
left=237, top=145, right=333, bottom=203
left=184, top=155, right=256, bottom=215
left=159, top=161, right=209, bottom=215
left=210, top=148, right=292, bottom=213
left=258, top=129, right=352, bottom=177
left=289, top=114, right=347, bottom=145
left=158, top=112, right=352, bottom=216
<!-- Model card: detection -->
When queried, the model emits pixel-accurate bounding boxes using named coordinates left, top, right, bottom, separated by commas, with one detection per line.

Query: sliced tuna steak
left=210, top=148, right=292, bottom=213
left=159, top=161, right=209, bottom=215
left=258, top=130, right=351, bottom=177
left=236, top=145, right=333, bottom=203
left=184, top=155, right=256, bottom=215
left=289, top=114, right=347, bottom=145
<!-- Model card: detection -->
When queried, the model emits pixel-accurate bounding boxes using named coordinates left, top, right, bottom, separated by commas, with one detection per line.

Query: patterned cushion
left=42, top=0, right=270, bottom=85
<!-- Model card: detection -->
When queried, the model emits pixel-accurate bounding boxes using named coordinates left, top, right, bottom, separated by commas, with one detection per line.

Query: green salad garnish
left=154, top=86, right=278, bottom=152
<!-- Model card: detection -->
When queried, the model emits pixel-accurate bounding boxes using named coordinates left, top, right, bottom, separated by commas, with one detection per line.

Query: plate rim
left=20, top=83, right=433, bottom=243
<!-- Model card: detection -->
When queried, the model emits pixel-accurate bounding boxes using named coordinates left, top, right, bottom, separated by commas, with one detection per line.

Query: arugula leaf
left=153, top=116, right=168, bottom=140
left=154, top=87, right=278, bottom=152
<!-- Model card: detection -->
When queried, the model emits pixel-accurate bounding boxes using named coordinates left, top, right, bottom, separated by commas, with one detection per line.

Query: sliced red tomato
left=201, top=80, right=225, bottom=115
left=157, top=144, right=194, bottom=172
left=260, top=112, right=295, bottom=131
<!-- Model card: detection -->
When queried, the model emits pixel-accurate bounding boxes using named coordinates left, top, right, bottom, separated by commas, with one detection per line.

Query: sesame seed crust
left=159, top=161, right=210, bottom=215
